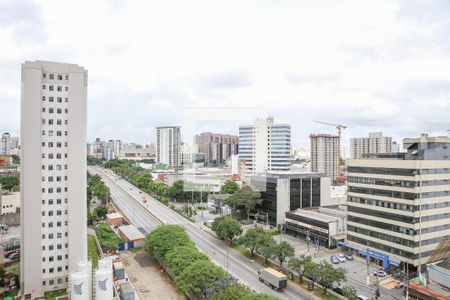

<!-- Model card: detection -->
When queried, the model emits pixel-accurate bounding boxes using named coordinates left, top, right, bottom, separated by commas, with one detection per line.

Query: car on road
left=344, top=252, right=353, bottom=260
left=330, top=255, right=340, bottom=264
left=331, top=283, right=344, bottom=295
left=336, top=254, right=346, bottom=263
left=357, top=295, right=369, bottom=300
left=373, top=270, right=387, bottom=277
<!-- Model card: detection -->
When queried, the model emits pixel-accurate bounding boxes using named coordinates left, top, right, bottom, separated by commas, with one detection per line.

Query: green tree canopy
left=343, top=286, right=358, bottom=300
left=130, top=172, right=153, bottom=190
left=256, top=235, right=277, bottom=264
left=212, top=284, right=252, bottom=300
left=145, top=225, right=194, bottom=262
left=0, top=176, right=19, bottom=191
left=167, top=180, right=190, bottom=201
left=316, top=261, right=346, bottom=293
left=224, top=187, right=260, bottom=222
left=288, top=255, right=312, bottom=283
left=220, top=180, right=239, bottom=194
left=211, top=216, right=242, bottom=241
left=241, top=293, right=279, bottom=300
left=273, top=241, right=295, bottom=267
left=176, top=260, right=231, bottom=295
left=164, top=245, right=209, bottom=276
left=238, top=227, right=266, bottom=256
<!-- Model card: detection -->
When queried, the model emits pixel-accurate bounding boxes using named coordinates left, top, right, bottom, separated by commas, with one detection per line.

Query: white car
left=357, top=295, right=369, bottom=300
left=336, top=254, right=346, bottom=263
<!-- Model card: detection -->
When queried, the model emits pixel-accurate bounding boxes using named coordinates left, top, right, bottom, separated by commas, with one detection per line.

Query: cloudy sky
left=1, top=0, right=450, bottom=153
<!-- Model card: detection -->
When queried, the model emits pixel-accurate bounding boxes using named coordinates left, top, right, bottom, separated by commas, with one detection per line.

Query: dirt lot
left=120, top=250, right=186, bottom=300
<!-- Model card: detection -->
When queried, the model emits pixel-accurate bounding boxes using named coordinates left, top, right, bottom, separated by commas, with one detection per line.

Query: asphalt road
left=88, top=166, right=314, bottom=300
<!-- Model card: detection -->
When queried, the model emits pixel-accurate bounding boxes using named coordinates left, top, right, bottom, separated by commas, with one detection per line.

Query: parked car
left=357, top=295, right=369, bottom=300
left=4, top=250, right=17, bottom=258
left=332, top=283, right=344, bottom=295
left=373, top=270, right=387, bottom=277
left=8, top=253, right=20, bottom=260
left=330, top=255, right=340, bottom=264
left=344, top=252, right=353, bottom=260
left=336, top=254, right=346, bottom=263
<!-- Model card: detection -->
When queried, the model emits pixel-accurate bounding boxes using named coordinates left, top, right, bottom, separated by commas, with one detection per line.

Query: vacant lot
left=119, top=250, right=186, bottom=300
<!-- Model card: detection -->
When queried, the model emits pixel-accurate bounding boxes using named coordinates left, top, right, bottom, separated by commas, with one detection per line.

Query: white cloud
left=0, top=0, right=450, bottom=149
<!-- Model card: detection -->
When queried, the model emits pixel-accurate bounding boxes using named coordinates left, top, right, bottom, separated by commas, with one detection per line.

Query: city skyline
left=1, top=1, right=450, bottom=147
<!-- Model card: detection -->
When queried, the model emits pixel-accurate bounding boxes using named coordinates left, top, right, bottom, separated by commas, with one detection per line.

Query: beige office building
left=20, top=61, right=88, bottom=298
left=310, top=134, right=339, bottom=181
left=346, top=134, right=450, bottom=269
left=350, top=132, right=392, bottom=159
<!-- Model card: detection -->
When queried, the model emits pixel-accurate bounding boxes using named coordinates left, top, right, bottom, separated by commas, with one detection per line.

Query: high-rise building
left=310, top=134, right=340, bottom=181
left=156, top=126, right=181, bottom=167
left=350, top=132, right=392, bottom=159
left=346, top=134, right=450, bottom=270
left=1, top=132, right=11, bottom=155
left=194, top=132, right=238, bottom=165
left=20, top=61, right=88, bottom=298
left=238, top=117, right=291, bottom=176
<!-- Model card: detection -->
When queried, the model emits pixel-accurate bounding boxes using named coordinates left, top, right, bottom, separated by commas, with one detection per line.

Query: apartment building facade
left=1, top=132, right=11, bottom=156
left=20, top=61, right=88, bottom=298
left=194, top=132, right=238, bottom=165
left=239, top=117, right=291, bottom=177
left=310, top=134, right=339, bottom=181
left=346, top=134, right=450, bottom=269
left=350, top=132, right=393, bottom=159
left=156, top=126, right=181, bottom=167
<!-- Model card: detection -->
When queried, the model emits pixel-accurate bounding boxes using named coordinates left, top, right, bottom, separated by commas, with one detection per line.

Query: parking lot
left=316, top=252, right=404, bottom=300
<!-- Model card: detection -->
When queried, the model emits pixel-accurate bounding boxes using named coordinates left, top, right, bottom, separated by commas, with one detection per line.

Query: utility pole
left=306, top=231, right=311, bottom=255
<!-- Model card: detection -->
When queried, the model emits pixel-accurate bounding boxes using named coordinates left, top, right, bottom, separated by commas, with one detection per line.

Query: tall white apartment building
left=238, top=117, right=291, bottom=177
left=1, top=132, right=11, bottom=155
left=310, top=134, right=340, bottom=181
left=20, top=61, right=87, bottom=298
left=350, top=132, right=392, bottom=159
left=156, top=126, right=181, bottom=167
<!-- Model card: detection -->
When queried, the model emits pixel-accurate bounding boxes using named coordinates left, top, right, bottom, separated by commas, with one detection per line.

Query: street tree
left=164, top=245, right=209, bottom=276
left=211, top=216, right=243, bottom=241
left=220, top=180, right=239, bottom=194
left=212, top=284, right=252, bottom=300
left=167, top=180, right=189, bottom=201
left=242, top=293, right=279, bottom=300
left=273, top=241, right=295, bottom=267
left=181, top=204, right=196, bottom=219
left=316, top=261, right=346, bottom=293
left=256, top=235, right=277, bottom=264
left=238, top=227, right=266, bottom=256
left=288, top=255, right=312, bottom=283
left=343, top=286, right=358, bottom=300
left=224, top=187, right=260, bottom=222
left=176, top=260, right=231, bottom=296
left=145, top=225, right=193, bottom=262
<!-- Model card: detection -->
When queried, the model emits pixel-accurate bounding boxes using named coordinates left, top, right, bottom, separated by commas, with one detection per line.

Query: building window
left=49, top=97, right=54, bottom=102
left=49, top=74, right=54, bottom=80
left=42, top=107, right=46, bottom=112
left=42, top=96, right=46, bottom=101
left=57, top=97, right=62, bottom=103
left=58, top=75, right=63, bottom=80
left=65, top=86, right=68, bottom=91
left=43, top=73, right=46, bottom=78
left=42, top=84, right=46, bottom=90
left=57, top=86, right=62, bottom=92
left=49, top=85, right=54, bottom=91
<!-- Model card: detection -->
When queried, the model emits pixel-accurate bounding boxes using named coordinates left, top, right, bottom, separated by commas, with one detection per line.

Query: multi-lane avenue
left=88, top=166, right=314, bottom=300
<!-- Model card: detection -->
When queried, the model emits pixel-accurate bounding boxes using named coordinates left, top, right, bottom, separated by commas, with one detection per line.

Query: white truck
left=258, top=268, right=288, bottom=291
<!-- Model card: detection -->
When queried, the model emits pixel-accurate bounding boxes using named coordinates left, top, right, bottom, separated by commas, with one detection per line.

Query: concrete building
left=117, top=143, right=155, bottom=161
left=346, top=134, right=450, bottom=270
left=285, top=206, right=347, bottom=248
left=194, top=132, right=238, bottom=165
left=248, top=172, right=331, bottom=225
left=181, top=144, right=205, bottom=168
left=1, top=133, right=11, bottom=156
left=350, top=132, right=393, bottom=159
left=156, top=126, right=181, bottom=167
left=239, top=117, right=291, bottom=177
left=0, top=191, right=20, bottom=215
left=20, top=61, right=87, bottom=298
left=310, top=134, right=340, bottom=181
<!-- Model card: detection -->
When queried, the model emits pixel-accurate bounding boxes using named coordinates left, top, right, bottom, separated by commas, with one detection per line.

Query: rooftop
left=106, top=213, right=123, bottom=220
left=251, top=171, right=327, bottom=179
left=287, top=208, right=339, bottom=223
left=119, top=225, right=145, bottom=241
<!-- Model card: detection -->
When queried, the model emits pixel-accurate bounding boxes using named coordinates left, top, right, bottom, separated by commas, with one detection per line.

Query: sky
left=1, top=0, right=450, bottom=153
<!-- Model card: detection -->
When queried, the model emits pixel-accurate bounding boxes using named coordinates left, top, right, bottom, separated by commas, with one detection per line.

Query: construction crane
left=313, top=120, right=347, bottom=140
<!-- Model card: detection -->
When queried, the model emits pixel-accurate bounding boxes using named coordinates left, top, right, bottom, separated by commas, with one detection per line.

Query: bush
left=145, top=225, right=193, bottom=262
